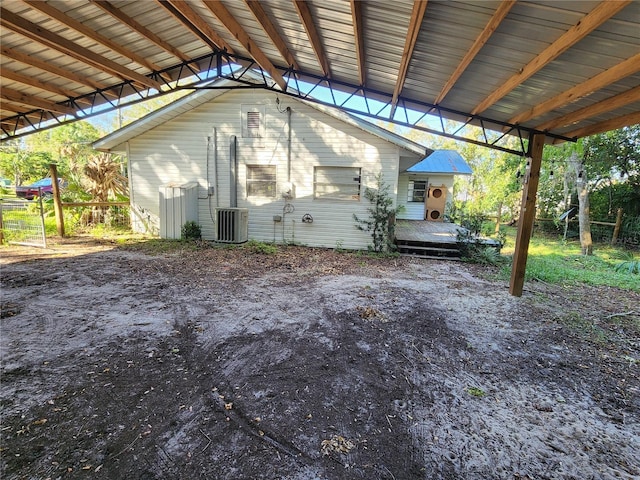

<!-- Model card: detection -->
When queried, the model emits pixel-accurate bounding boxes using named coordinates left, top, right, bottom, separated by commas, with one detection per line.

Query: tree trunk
left=571, top=153, right=593, bottom=255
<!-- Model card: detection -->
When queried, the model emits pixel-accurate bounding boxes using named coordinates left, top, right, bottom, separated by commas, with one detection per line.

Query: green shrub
left=353, top=172, right=403, bottom=253
left=181, top=221, right=201, bottom=240
left=456, top=228, right=504, bottom=265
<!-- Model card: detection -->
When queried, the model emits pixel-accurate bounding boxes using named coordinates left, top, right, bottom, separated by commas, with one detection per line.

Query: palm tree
left=83, top=153, right=128, bottom=224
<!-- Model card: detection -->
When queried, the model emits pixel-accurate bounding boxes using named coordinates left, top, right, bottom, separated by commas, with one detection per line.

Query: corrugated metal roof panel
left=406, top=150, right=473, bottom=175
left=1, top=0, right=638, bottom=143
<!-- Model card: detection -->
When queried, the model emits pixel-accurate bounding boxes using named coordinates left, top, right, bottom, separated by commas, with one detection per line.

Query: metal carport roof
left=1, top=0, right=638, bottom=149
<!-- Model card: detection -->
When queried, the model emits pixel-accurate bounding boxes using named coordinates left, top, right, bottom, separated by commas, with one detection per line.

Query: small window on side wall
left=408, top=180, right=427, bottom=202
left=314, top=166, right=361, bottom=201
left=247, top=165, right=276, bottom=198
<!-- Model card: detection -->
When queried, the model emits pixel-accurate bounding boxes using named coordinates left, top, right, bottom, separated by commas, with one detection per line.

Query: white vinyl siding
left=125, top=89, right=421, bottom=249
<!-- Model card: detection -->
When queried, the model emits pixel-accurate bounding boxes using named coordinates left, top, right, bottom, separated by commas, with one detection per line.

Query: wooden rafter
left=1, top=102, right=29, bottom=115
left=293, top=0, right=331, bottom=78
left=91, top=0, right=199, bottom=70
left=1, top=68, right=92, bottom=104
left=0, top=8, right=162, bottom=91
left=24, top=0, right=171, bottom=82
left=245, top=0, right=299, bottom=71
left=557, top=111, right=640, bottom=141
left=510, top=52, right=640, bottom=125
left=1, top=87, right=76, bottom=116
left=472, top=0, right=631, bottom=115
left=161, top=0, right=235, bottom=54
left=390, top=0, right=428, bottom=116
left=536, top=86, right=640, bottom=132
left=433, top=1, right=515, bottom=105
left=1, top=46, right=111, bottom=92
left=350, top=0, right=366, bottom=87
left=202, top=0, right=286, bottom=90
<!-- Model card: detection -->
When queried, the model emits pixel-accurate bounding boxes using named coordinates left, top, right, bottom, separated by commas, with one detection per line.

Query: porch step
left=395, top=240, right=460, bottom=259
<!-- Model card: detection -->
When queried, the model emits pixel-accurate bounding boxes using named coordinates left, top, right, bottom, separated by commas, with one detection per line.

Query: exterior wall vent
left=216, top=207, right=248, bottom=243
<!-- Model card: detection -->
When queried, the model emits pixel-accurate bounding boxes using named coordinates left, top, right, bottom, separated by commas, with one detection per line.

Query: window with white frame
left=408, top=179, right=427, bottom=202
left=247, top=165, right=276, bottom=198
left=314, top=166, right=361, bottom=201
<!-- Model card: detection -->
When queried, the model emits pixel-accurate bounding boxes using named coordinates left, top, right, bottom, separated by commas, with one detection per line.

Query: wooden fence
left=50, top=164, right=129, bottom=237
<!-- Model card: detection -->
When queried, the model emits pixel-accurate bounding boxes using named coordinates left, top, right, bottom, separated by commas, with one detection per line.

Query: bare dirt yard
left=1, top=238, right=639, bottom=480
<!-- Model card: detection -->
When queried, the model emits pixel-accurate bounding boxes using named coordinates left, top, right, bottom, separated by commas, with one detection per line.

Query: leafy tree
left=0, top=143, right=53, bottom=185
left=0, top=121, right=103, bottom=191
left=354, top=172, right=403, bottom=253
left=540, top=126, right=639, bottom=253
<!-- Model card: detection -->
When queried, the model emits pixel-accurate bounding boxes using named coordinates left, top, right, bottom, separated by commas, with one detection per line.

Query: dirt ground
left=1, top=238, right=639, bottom=480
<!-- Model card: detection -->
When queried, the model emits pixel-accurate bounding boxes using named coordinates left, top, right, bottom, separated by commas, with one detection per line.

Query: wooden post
left=495, top=202, right=502, bottom=234
left=509, top=133, right=546, bottom=297
left=611, top=208, right=623, bottom=245
left=49, top=164, right=65, bottom=237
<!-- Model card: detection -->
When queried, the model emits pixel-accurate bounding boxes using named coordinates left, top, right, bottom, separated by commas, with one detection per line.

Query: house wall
left=397, top=173, right=455, bottom=220
left=126, top=89, right=410, bottom=250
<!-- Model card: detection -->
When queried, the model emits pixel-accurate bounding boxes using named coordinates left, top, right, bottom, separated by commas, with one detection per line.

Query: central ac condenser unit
left=216, top=208, right=248, bottom=243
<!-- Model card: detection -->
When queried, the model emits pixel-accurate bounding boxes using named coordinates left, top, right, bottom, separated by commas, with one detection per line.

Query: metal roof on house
left=1, top=1, right=638, bottom=154
left=405, top=150, right=473, bottom=175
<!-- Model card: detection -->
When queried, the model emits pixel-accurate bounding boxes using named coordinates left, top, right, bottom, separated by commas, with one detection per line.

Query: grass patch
left=499, top=228, right=640, bottom=291
left=465, top=386, right=486, bottom=398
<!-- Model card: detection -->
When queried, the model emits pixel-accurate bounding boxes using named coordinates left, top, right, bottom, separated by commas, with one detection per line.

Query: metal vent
left=216, top=208, right=248, bottom=243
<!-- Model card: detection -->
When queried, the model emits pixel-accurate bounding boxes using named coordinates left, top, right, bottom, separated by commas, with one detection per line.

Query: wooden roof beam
left=91, top=0, right=200, bottom=72
left=1, top=102, right=30, bottom=116
left=536, top=85, right=640, bottom=132
left=161, top=0, right=235, bottom=54
left=555, top=111, right=640, bottom=142
left=24, top=0, right=171, bottom=82
left=245, top=0, right=299, bottom=71
left=350, top=0, right=366, bottom=87
left=433, top=1, right=515, bottom=105
left=0, top=8, right=162, bottom=91
left=472, top=0, right=631, bottom=115
left=510, top=52, right=640, bottom=125
left=1, top=69, right=93, bottom=105
left=202, top=0, right=286, bottom=90
left=1, top=46, right=112, bottom=93
left=390, top=0, right=428, bottom=118
left=293, top=0, right=331, bottom=78
left=1, top=87, right=77, bottom=116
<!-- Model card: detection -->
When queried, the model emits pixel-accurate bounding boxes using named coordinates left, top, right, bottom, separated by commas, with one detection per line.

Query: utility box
left=159, top=182, right=198, bottom=239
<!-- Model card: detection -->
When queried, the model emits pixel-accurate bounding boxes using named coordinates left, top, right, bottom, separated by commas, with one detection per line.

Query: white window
left=247, top=165, right=276, bottom=198
left=314, top=166, right=361, bottom=201
left=242, top=105, right=266, bottom=138
left=408, top=179, right=427, bottom=202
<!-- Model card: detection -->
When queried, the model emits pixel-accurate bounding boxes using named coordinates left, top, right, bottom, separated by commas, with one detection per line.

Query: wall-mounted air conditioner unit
left=216, top=208, right=248, bottom=243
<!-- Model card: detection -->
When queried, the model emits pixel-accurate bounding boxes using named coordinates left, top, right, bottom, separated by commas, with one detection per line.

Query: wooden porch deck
left=394, top=220, right=501, bottom=259
left=394, top=220, right=463, bottom=259
left=394, top=220, right=462, bottom=245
